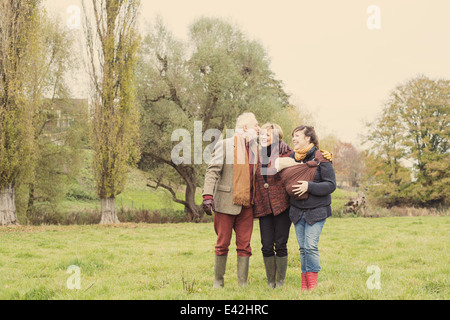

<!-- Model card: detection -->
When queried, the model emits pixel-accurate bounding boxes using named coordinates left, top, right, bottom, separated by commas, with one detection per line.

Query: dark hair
left=291, top=125, right=319, bottom=148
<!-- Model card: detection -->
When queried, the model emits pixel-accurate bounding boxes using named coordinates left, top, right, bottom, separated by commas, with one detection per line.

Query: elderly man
left=202, top=112, right=260, bottom=288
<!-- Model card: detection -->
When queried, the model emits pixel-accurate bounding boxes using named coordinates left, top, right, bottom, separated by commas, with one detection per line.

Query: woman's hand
left=292, top=181, right=308, bottom=196
left=320, top=149, right=333, bottom=161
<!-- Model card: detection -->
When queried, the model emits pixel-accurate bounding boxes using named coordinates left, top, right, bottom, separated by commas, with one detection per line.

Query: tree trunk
left=100, top=197, right=119, bottom=224
left=26, top=183, right=35, bottom=216
left=0, top=184, right=18, bottom=226
left=184, top=182, right=203, bottom=222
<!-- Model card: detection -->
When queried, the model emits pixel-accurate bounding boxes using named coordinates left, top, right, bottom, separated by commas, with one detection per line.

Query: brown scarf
left=294, top=143, right=315, bottom=162
left=232, top=134, right=257, bottom=206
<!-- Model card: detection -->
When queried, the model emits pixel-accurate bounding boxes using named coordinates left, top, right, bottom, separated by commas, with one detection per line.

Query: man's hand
left=202, top=196, right=215, bottom=216
left=292, top=181, right=308, bottom=197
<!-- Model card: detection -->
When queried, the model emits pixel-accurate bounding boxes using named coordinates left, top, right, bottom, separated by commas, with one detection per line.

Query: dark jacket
left=253, top=143, right=292, bottom=218
left=289, top=146, right=336, bottom=225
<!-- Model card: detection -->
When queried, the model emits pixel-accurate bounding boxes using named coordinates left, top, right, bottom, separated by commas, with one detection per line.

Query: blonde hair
left=260, top=122, right=284, bottom=140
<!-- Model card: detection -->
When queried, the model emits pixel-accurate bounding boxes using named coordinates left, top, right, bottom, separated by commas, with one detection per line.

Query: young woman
left=289, top=125, right=336, bottom=290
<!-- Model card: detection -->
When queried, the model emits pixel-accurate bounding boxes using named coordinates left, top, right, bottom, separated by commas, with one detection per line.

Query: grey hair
left=235, top=112, right=256, bottom=131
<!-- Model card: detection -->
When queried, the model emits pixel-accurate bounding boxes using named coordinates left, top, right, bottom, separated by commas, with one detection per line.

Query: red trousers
left=214, top=206, right=254, bottom=257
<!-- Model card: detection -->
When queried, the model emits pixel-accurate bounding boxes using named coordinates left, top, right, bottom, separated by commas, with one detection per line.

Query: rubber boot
left=213, top=255, right=227, bottom=288
left=306, top=272, right=318, bottom=290
left=275, top=255, right=288, bottom=288
left=263, top=256, right=276, bottom=288
left=237, top=256, right=250, bottom=287
left=301, top=273, right=308, bottom=291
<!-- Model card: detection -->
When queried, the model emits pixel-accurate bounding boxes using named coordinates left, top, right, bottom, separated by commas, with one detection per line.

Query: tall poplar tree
left=82, top=0, right=140, bottom=224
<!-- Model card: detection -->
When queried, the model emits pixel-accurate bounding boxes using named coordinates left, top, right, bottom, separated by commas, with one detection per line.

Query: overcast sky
left=45, top=0, right=450, bottom=147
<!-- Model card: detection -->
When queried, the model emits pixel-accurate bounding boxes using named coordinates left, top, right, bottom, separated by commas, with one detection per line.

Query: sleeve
left=307, top=162, right=337, bottom=196
left=202, top=139, right=225, bottom=196
left=280, top=146, right=293, bottom=158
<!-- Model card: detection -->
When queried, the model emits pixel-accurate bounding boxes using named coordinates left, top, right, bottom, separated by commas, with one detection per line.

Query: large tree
left=363, top=75, right=449, bottom=206
left=82, top=0, right=141, bottom=224
left=0, top=0, right=42, bottom=225
left=333, top=141, right=364, bottom=188
left=137, top=17, right=295, bottom=220
left=22, top=15, right=86, bottom=223
left=396, top=76, right=450, bottom=204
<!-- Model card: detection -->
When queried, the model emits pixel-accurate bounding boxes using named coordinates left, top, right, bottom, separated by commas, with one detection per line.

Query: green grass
left=60, top=149, right=352, bottom=214
left=0, top=216, right=448, bottom=300
left=330, top=187, right=357, bottom=212
left=59, top=149, right=203, bottom=214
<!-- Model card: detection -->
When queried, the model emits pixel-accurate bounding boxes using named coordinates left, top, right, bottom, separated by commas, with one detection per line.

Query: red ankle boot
left=301, top=273, right=308, bottom=291
left=306, top=272, right=318, bottom=290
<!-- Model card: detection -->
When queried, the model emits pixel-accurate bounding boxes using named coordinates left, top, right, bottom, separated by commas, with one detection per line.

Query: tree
left=137, top=17, right=294, bottom=220
left=363, top=93, right=416, bottom=206
left=319, top=133, right=339, bottom=155
left=395, top=76, right=450, bottom=205
left=82, top=0, right=141, bottom=224
left=333, top=141, right=363, bottom=188
left=363, top=75, right=449, bottom=206
left=0, top=0, right=42, bottom=225
left=21, top=15, right=86, bottom=223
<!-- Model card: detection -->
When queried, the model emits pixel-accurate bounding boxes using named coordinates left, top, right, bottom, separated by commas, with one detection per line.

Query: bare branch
left=146, top=178, right=188, bottom=206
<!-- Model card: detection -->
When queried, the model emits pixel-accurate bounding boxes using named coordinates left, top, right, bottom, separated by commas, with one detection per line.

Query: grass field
left=59, top=151, right=203, bottom=215
left=59, top=149, right=352, bottom=213
left=0, top=216, right=448, bottom=300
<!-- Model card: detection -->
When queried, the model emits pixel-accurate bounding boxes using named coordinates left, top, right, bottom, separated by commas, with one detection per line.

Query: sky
left=45, top=0, right=450, bottom=147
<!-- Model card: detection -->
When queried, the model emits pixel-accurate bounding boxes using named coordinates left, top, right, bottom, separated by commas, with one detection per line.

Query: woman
left=288, top=125, right=336, bottom=290
left=253, top=123, right=292, bottom=288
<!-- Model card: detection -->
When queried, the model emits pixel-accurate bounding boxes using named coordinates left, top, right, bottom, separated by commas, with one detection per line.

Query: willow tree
left=0, top=0, right=41, bottom=225
left=82, top=0, right=140, bottom=224
left=137, top=17, right=292, bottom=220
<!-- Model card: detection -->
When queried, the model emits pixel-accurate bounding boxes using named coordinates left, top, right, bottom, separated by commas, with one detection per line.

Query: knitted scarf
left=232, top=133, right=257, bottom=206
left=294, top=143, right=315, bottom=162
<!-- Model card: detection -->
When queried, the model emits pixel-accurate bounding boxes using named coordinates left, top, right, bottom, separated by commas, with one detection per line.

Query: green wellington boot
left=263, top=256, right=276, bottom=288
left=213, top=255, right=227, bottom=288
left=237, top=256, right=250, bottom=287
left=275, top=255, right=288, bottom=288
